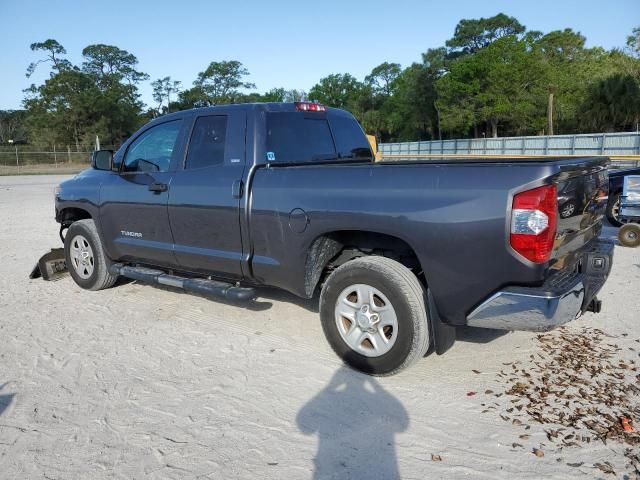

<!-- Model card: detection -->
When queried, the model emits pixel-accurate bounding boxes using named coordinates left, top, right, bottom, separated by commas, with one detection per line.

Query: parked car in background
left=607, top=167, right=640, bottom=226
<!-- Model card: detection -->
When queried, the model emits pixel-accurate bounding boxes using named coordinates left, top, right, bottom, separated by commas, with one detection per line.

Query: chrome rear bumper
left=467, top=281, right=584, bottom=331
left=467, top=239, right=613, bottom=332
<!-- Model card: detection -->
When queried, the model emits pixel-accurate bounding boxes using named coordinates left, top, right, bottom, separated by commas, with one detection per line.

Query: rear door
left=167, top=110, right=246, bottom=279
left=99, top=118, right=186, bottom=266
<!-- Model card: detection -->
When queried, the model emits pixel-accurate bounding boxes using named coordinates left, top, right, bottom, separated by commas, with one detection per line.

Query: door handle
left=148, top=182, right=168, bottom=193
left=232, top=180, right=244, bottom=199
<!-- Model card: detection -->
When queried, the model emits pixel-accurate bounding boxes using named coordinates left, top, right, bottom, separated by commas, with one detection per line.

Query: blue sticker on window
left=266, top=151, right=276, bottom=161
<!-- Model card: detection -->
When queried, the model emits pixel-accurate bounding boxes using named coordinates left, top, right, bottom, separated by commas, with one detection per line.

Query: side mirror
left=92, top=150, right=113, bottom=171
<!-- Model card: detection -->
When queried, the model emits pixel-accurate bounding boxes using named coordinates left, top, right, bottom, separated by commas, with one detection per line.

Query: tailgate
left=552, top=158, right=609, bottom=269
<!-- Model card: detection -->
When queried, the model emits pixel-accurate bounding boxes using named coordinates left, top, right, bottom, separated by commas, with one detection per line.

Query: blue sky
left=1, top=0, right=638, bottom=110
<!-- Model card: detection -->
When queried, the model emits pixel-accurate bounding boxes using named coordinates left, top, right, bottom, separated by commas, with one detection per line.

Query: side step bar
left=109, top=264, right=256, bottom=302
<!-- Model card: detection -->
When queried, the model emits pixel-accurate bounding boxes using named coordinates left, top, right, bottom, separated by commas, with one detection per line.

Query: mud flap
left=29, top=248, right=67, bottom=281
left=427, top=289, right=457, bottom=355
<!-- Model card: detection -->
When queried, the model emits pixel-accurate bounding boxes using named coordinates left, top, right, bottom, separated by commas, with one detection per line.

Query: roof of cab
left=149, top=102, right=352, bottom=126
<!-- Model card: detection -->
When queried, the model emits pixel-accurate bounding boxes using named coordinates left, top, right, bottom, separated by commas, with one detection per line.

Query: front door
left=168, top=111, right=246, bottom=279
left=100, top=119, right=185, bottom=266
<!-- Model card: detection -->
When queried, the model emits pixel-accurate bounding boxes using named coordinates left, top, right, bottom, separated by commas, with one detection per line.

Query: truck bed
left=248, top=156, right=609, bottom=325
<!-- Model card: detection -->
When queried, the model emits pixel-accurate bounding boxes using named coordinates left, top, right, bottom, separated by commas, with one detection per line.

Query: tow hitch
left=29, top=248, right=67, bottom=281
left=586, top=296, right=602, bottom=313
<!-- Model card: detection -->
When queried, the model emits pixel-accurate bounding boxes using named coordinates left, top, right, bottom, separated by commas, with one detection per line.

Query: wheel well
left=58, top=207, right=92, bottom=227
left=304, top=231, right=423, bottom=297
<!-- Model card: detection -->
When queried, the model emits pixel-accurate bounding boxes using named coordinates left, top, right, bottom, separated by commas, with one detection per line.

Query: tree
left=387, top=48, right=448, bottom=141
left=437, top=36, right=548, bottom=137
left=308, top=74, right=363, bottom=109
left=536, top=28, right=586, bottom=62
left=191, top=60, right=256, bottom=105
left=82, top=44, right=149, bottom=88
left=26, top=39, right=72, bottom=77
left=23, top=69, right=102, bottom=148
left=446, top=13, right=525, bottom=55
left=151, top=76, right=182, bottom=114
left=23, top=40, right=147, bottom=148
left=365, top=62, right=402, bottom=96
left=581, top=74, right=640, bottom=131
left=0, top=110, right=29, bottom=143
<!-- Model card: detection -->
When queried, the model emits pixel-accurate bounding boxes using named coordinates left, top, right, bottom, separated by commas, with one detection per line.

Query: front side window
left=267, top=113, right=336, bottom=163
left=186, top=115, right=228, bottom=169
left=122, top=120, right=182, bottom=173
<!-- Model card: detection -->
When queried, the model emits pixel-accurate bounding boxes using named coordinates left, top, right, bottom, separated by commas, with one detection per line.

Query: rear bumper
left=467, top=239, right=614, bottom=332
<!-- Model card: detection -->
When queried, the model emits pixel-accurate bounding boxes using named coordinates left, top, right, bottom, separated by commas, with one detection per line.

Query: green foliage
left=0, top=110, right=29, bottom=143
left=23, top=40, right=147, bottom=147
left=192, top=60, right=256, bottom=105
left=18, top=20, right=640, bottom=148
left=446, top=13, right=525, bottom=54
left=581, top=74, right=640, bottom=131
left=26, top=39, right=72, bottom=78
left=151, top=76, right=182, bottom=114
left=365, top=62, right=402, bottom=96
left=435, top=25, right=640, bottom=137
left=437, top=36, right=548, bottom=137
left=309, top=73, right=364, bottom=109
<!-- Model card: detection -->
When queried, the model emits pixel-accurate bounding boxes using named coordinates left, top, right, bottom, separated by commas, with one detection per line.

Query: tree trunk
left=547, top=90, right=555, bottom=136
left=434, top=102, right=442, bottom=140
left=74, top=124, right=80, bottom=152
left=490, top=119, right=498, bottom=138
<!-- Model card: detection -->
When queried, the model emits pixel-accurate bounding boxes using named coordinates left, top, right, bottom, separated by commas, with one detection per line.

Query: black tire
left=64, top=219, right=118, bottom=291
left=618, top=223, right=640, bottom=248
left=319, top=256, right=430, bottom=376
left=606, top=191, right=624, bottom=227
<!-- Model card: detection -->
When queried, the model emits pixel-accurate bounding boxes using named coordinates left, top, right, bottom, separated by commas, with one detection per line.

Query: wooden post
left=15, top=146, right=19, bottom=169
left=67, top=145, right=72, bottom=163
left=53, top=144, right=57, bottom=167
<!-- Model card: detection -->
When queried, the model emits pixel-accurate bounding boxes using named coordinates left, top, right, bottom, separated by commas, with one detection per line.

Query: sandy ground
left=0, top=174, right=638, bottom=480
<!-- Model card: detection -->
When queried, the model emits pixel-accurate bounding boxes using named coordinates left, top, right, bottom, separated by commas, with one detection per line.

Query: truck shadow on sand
left=0, top=383, right=15, bottom=417
left=296, top=366, right=408, bottom=479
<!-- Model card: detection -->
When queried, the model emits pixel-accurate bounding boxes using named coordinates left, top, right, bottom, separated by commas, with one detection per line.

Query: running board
left=109, top=264, right=256, bottom=302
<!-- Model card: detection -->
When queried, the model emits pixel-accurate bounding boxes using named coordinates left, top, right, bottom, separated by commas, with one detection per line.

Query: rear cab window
left=266, top=110, right=372, bottom=164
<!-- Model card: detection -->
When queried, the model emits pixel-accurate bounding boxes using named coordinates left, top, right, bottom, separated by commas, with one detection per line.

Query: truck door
left=167, top=111, right=246, bottom=280
left=99, top=119, right=185, bottom=266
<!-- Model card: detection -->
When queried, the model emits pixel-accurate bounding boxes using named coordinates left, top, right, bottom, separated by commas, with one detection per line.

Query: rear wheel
left=65, top=219, right=118, bottom=290
left=319, top=256, right=430, bottom=376
left=618, top=223, right=640, bottom=248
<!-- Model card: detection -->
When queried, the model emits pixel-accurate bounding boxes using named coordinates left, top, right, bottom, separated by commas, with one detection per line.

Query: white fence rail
left=380, top=132, right=640, bottom=165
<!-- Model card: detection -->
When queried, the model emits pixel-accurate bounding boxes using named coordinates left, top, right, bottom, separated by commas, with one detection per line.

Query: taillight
left=510, top=185, right=558, bottom=263
left=294, top=101, right=326, bottom=112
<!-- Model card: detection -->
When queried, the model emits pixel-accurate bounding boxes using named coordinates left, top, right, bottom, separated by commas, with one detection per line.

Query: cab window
left=122, top=120, right=182, bottom=173
left=186, top=115, right=228, bottom=169
left=266, top=113, right=336, bottom=163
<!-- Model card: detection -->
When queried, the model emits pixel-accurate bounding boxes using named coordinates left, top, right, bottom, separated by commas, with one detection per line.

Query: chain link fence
left=0, top=144, right=119, bottom=175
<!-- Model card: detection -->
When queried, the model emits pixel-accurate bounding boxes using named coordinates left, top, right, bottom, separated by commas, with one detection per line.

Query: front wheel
left=618, top=223, right=640, bottom=248
left=64, top=219, right=118, bottom=290
left=319, top=256, right=430, bottom=376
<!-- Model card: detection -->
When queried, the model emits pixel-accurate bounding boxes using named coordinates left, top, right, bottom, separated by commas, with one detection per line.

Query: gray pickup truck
left=52, top=102, right=614, bottom=375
